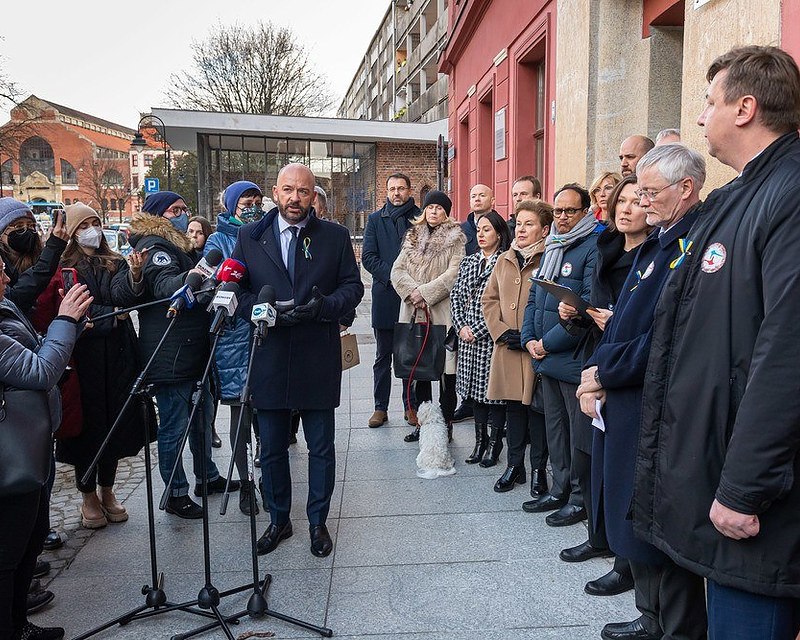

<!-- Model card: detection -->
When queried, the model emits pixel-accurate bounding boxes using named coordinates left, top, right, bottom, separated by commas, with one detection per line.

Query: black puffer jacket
left=126, top=214, right=211, bottom=384
left=1, top=234, right=67, bottom=314
left=634, top=131, right=800, bottom=597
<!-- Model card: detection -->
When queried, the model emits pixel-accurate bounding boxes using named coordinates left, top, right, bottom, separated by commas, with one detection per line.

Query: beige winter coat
left=391, top=220, right=466, bottom=375
left=483, top=247, right=543, bottom=403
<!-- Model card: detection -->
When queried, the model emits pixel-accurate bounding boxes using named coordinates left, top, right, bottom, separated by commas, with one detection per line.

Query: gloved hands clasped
left=276, top=286, right=326, bottom=326
left=498, top=329, right=523, bottom=350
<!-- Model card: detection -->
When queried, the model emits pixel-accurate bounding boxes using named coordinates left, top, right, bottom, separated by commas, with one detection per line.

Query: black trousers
left=373, top=328, right=413, bottom=412
left=472, top=402, right=506, bottom=432
left=416, top=374, right=457, bottom=422
left=573, top=448, right=606, bottom=549
left=540, top=376, right=582, bottom=506
left=75, top=458, right=118, bottom=494
left=630, top=559, right=708, bottom=640
left=504, top=401, right=547, bottom=469
left=0, top=485, right=49, bottom=637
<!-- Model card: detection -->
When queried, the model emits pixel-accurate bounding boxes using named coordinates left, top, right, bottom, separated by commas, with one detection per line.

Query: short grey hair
left=314, top=185, right=327, bottom=206
left=656, top=128, right=681, bottom=143
left=636, top=143, right=706, bottom=190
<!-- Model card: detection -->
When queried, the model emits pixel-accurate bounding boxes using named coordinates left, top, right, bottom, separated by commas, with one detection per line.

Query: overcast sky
left=0, top=0, right=389, bottom=128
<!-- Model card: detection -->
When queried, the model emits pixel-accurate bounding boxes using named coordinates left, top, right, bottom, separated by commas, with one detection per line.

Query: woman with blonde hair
left=391, top=190, right=466, bottom=442
left=589, top=171, right=622, bottom=222
left=484, top=199, right=553, bottom=492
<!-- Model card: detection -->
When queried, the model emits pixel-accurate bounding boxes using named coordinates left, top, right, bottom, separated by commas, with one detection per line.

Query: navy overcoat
left=361, top=199, right=419, bottom=330
left=232, top=208, right=364, bottom=410
left=587, top=206, right=699, bottom=564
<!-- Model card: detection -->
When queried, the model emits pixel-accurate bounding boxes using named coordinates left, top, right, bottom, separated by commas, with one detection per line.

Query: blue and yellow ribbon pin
left=669, top=238, right=693, bottom=270
left=302, top=237, right=312, bottom=260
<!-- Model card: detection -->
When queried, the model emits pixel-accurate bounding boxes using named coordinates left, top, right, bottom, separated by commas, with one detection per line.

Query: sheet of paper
left=591, top=399, right=606, bottom=432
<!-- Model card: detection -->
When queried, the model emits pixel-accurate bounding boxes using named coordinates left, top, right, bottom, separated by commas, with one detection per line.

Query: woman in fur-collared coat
left=391, top=190, right=466, bottom=442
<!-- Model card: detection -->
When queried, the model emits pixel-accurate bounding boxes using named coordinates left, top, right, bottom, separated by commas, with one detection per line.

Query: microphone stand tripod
left=154, top=320, right=254, bottom=639
left=72, top=316, right=221, bottom=640
left=186, top=324, right=334, bottom=639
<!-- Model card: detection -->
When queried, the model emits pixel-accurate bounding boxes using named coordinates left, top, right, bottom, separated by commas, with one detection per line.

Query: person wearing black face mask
left=0, top=198, right=70, bottom=315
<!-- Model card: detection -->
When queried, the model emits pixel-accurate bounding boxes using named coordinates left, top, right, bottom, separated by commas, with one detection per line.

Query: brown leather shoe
left=368, top=410, right=388, bottom=428
left=404, top=409, right=418, bottom=426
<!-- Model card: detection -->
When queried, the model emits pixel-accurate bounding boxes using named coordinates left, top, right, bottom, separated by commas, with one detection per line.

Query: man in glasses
left=521, top=183, right=599, bottom=530
left=125, top=191, right=236, bottom=519
left=633, top=45, right=800, bottom=640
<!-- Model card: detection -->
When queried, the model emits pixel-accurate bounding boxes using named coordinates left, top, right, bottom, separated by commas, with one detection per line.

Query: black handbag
left=0, top=385, right=53, bottom=496
left=393, top=306, right=446, bottom=382
left=444, top=326, right=458, bottom=352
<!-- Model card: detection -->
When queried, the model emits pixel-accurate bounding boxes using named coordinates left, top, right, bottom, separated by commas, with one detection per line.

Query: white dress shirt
left=277, top=213, right=309, bottom=269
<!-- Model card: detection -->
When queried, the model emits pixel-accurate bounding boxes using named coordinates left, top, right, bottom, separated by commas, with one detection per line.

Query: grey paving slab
left=36, top=569, right=332, bottom=639
left=340, top=475, right=535, bottom=518
left=334, top=511, right=591, bottom=567
left=344, top=445, right=507, bottom=481
left=326, top=561, right=637, bottom=637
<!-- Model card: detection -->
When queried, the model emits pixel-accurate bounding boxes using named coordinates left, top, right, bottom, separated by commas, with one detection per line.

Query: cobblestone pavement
left=41, top=447, right=156, bottom=587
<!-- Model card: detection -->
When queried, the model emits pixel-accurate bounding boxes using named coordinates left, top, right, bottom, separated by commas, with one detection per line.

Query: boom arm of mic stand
left=158, top=332, right=222, bottom=511
left=81, top=315, right=179, bottom=487
left=88, top=295, right=172, bottom=324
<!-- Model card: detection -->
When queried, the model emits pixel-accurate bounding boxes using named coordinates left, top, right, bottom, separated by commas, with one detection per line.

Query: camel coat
left=391, top=220, right=466, bottom=375
left=483, top=246, right=543, bottom=403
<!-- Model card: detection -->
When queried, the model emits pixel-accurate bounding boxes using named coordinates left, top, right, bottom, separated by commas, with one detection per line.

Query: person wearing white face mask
left=30, top=203, right=156, bottom=530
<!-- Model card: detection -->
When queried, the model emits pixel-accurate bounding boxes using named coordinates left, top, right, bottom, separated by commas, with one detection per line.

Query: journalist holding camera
left=0, top=258, right=92, bottom=640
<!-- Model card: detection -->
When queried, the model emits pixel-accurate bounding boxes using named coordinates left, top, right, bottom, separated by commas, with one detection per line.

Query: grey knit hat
left=0, top=198, right=34, bottom=235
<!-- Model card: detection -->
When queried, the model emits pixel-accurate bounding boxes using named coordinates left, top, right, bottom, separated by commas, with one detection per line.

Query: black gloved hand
left=276, top=311, right=300, bottom=327
left=498, top=329, right=522, bottom=350
left=498, top=329, right=520, bottom=343
left=284, top=286, right=325, bottom=323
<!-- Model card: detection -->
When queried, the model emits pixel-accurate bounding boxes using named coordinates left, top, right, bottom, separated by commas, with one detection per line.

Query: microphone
left=197, top=254, right=247, bottom=298
left=194, top=248, right=223, bottom=280
left=167, top=272, right=203, bottom=318
left=217, top=258, right=246, bottom=285
left=209, top=281, right=240, bottom=335
left=250, top=285, right=277, bottom=346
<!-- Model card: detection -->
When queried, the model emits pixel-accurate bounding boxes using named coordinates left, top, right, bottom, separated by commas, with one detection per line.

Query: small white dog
left=416, top=401, right=456, bottom=479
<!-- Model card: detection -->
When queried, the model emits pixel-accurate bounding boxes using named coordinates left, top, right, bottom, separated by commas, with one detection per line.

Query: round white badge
left=641, top=261, right=655, bottom=280
left=152, top=251, right=172, bottom=267
left=700, top=242, right=727, bottom=274
left=561, top=262, right=573, bottom=277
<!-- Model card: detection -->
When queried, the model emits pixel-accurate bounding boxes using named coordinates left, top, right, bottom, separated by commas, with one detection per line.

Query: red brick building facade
left=375, top=141, right=438, bottom=209
left=0, top=96, right=137, bottom=222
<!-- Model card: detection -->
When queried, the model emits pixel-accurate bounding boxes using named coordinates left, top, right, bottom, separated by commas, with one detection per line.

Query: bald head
left=274, top=163, right=316, bottom=223
left=469, top=183, right=495, bottom=215
left=619, top=135, right=655, bottom=176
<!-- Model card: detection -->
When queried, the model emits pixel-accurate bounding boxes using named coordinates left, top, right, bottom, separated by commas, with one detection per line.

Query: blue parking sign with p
left=144, top=178, right=160, bottom=194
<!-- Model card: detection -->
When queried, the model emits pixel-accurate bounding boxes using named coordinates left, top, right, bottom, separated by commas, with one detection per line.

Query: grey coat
left=0, top=298, right=79, bottom=430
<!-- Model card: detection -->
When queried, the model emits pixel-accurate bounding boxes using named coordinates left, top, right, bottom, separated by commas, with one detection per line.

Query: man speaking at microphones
left=125, top=191, right=236, bottom=520
left=233, top=163, right=363, bottom=557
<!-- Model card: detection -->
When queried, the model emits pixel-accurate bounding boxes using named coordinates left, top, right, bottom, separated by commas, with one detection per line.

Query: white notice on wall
left=494, top=108, right=506, bottom=161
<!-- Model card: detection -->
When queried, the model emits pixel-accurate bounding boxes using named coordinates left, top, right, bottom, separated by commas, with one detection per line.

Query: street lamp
left=130, top=113, right=171, bottom=191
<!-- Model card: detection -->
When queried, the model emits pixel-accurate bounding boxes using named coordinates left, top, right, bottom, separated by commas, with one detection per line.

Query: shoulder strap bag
left=0, top=383, right=53, bottom=496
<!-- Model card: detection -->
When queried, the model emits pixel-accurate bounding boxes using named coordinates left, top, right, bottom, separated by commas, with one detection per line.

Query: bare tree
left=77, top=154, right=131, bottom=224
left=166, top=21, right=335, bottom=116
left=0, top=61, right=48, bottom=163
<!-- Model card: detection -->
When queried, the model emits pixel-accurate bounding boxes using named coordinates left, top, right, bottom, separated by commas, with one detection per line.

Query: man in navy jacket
left=232, top=163, right=363, bottom=557
left=361, top=173, right=420, bottom=428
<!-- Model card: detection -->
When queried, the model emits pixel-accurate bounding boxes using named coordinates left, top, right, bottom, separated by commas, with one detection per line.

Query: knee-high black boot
left=465, top=420, right=488, bottom=464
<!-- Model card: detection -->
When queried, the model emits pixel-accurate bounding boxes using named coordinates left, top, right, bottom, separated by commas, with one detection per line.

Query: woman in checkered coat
left=450, top=211, right=511, bottom=467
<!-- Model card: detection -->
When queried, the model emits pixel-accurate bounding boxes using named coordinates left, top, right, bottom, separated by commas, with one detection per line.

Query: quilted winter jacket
left=205, top=215, right=252, bottom=402
left=520, top=231, right=599, bottom=384
left=0, top=298, right=79, bottom=431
